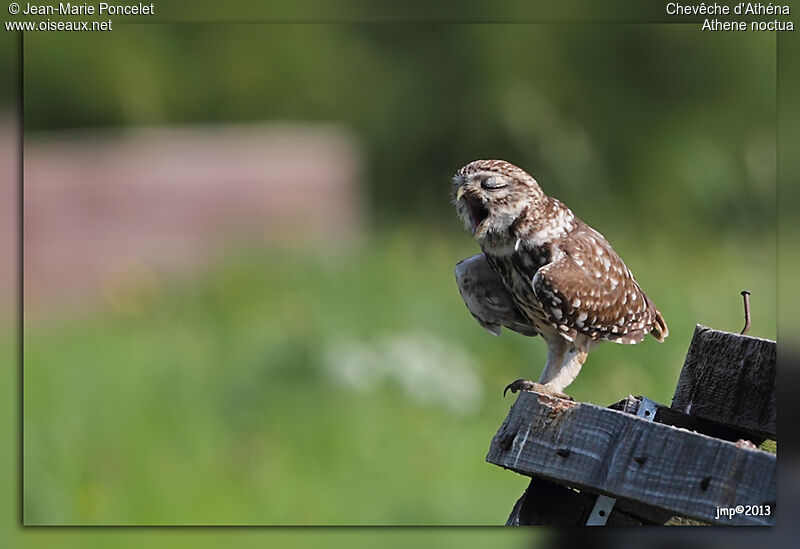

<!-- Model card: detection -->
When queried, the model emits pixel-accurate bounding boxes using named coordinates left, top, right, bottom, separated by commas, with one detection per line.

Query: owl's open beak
left=457, top=187, right=489, bottom=236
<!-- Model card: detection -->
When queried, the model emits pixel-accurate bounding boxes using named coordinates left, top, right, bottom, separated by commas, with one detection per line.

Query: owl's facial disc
left=455, top=173, right=512, bottom=235
left=454, top=161, right=546, bottom=242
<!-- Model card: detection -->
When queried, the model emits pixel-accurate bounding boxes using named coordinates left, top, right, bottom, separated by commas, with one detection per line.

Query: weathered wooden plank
left=672, top=325, right=776, bottom=440
left=487, top=392, right=776, bottom=525
left=507, top=397, right=676, bottom=526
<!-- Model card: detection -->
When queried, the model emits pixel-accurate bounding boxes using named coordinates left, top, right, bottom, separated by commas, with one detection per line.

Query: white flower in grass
left=322, top=332, right=483, bottom=415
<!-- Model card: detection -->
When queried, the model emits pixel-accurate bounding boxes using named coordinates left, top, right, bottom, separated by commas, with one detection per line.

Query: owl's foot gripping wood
left=503, top=379, right=573, bottom=401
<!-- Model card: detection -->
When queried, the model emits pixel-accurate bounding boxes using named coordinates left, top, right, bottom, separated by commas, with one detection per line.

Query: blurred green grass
left=21, top=228, right=775, bottom=525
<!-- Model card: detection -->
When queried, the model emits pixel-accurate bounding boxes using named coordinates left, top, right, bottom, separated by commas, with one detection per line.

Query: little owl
left=453, top=159, right=668, bottom=398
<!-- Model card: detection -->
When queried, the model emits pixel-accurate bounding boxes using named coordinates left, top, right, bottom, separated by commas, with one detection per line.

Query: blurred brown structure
left=20, top=123, right=363, bottom=312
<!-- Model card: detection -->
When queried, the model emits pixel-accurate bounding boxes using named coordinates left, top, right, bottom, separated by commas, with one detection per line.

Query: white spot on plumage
left=572, top=298, right=581, bottom=308
left=577, top=312, right=588, bottom=322
left=553, top=309, right=563, bottom=320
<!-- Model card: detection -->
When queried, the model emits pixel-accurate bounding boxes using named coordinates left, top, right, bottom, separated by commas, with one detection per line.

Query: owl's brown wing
left=531, top=224, right=667, bottom=344
left=455, top=254, right=539, bottom=337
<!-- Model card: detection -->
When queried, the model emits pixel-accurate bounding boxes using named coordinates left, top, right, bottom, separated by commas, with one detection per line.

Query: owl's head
left=453, top=159, right=544, bottom=240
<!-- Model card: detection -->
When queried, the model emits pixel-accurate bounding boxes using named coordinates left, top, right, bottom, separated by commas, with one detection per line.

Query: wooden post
left=671, top=325, right=776, bottom=440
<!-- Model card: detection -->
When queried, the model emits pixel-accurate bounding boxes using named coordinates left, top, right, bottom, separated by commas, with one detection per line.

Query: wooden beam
left=507, top=475, right=676, bottom=525
left=487, top=391, right=776, bottom=525
left=609, top=395, right=766, bottom=445
left=506, top=476, right=654, bottom=525
left=672, top=325, right=776, bottom=440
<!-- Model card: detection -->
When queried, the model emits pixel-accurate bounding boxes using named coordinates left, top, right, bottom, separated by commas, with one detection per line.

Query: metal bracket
left=636, top=396, right=658, bottom=422
left=586, top=396, right=658, bottom=525
left=585, top=494, right=616, bottom=525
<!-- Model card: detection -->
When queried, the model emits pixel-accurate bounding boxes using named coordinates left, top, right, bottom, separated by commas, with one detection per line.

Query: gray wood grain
left=672, top=325, right=776, bottom=440
left=487, top=392, right=776, bottom=525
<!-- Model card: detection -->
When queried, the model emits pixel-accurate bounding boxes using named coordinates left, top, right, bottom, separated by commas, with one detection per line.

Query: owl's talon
left=503, top=379, right=539, bottom=396
left=502, top=379, right=573, bottom=400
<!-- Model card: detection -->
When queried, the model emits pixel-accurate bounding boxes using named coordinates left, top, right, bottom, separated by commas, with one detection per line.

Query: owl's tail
left=650, top=309, right=669, bottom=342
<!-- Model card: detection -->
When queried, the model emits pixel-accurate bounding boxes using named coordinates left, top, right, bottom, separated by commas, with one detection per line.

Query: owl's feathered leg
left=503, top=336, right=587, bottom=399
left=538, top=342, right=588, bottom=395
